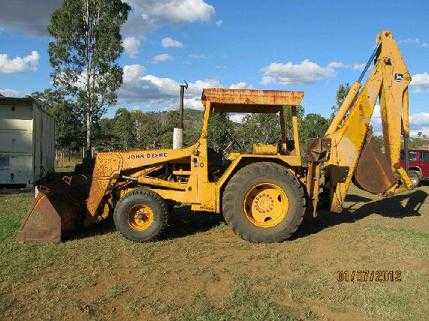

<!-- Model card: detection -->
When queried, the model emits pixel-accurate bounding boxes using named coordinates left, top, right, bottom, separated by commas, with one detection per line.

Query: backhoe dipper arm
left=324, top=30, right=413, bottom=212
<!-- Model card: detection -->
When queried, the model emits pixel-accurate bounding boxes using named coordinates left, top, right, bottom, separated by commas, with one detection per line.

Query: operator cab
left=202, top=88, right=304, bottom=181
left=204, top=88, right=303, bottom=155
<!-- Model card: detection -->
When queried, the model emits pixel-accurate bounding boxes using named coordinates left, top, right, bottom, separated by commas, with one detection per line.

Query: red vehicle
left=400, top=149, right=429, bottom=186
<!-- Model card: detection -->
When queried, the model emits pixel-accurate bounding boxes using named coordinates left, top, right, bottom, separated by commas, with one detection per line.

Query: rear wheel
left=222, top=162, right=306, bottom=243
left=113, top=189, right=168, bottom=242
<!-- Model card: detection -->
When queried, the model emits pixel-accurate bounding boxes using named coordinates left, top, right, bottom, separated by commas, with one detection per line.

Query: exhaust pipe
left=173, top=82, right=188, bottom=149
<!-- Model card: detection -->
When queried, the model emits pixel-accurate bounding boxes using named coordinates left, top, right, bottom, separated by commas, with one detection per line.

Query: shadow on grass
left=165, top=206, right=224, bottom=239
left=65, top=189, right=427, bottom=243
left=65, top=206, right=224, bottom=242
left=0, top=186, right=32, bottom=196
left=294, top=189, right=428, bottom=239
left=65, top=218, right=116, bottom=242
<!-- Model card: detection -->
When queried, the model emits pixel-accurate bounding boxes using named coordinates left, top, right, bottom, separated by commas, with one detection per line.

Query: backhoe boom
left=323, top=31, right=413, bottom=212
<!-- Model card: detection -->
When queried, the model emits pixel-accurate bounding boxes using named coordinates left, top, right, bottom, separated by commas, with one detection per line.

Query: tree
left=300, top=113, right=329, bottom=148
left=31, top=89, right=83, bottom=151
left=48, top=0, right=131, bottom=154
left=94, top=117, right=115, bottom=150
left=112, top=108, right=136, bottom=149
left=208, top=112, right=236, bottom=151
left=331, top=83, right=351, bottom=118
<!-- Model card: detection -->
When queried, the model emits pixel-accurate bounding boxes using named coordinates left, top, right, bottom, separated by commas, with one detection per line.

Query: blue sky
left=0, top=0, right=428, bottom=134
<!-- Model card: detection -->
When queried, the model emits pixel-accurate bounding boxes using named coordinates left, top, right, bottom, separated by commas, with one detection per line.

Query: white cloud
left=260, top=59, right=366, bottom=85
left=399, top=38, right=429, bottom=48
left=410, top=112, right=429, bottom=126
left=410, top=73, right=429, bottom=90
left=410, top=127, right=429, bottom=137
left=124, top=0, right=215, bottom=37
left=372, top=106, right=429, bottom=138
left=215, top=19, right=223, bottom=27
left=152, top=53, right=172, bottom=64
left=327, top=61, right=347, bottom=69
left=161, top=37, right=183, bottom=48
left=229, top=82, right=252, bottom=89
left=144, top=0, right=215, bottom=23
left=119, top=64, right=248, bottom=110
left=123, top=64, right=146, bottom=83
left=0, top=0, right=215, bottom=38
left=261, top=59, right=346, bottom=85
left=372, top=104, right=382, bottom=126
left=0, top=89, right=23, bottom=97
left=352, top=63, right=365, bottom=71
left=0, top=0, right=60, bottom=35
left=123, top=37, right=141, bottom=58
left=0, top=51, right=40, bottom=73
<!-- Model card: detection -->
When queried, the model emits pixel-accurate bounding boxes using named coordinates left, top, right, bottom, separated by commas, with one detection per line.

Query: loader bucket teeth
left=354, top=136, right=396, bottom=194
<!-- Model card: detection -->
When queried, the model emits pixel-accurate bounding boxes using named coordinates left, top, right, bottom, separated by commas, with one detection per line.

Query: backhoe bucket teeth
left=354, top=136, right=396, bottom=194
left=17, top=176, right=88, bottom=243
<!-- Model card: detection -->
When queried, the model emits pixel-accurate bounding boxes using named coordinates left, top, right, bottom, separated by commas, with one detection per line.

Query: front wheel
left=113, top=189, right=169, bottom=242
left=222, top=162, right=306, bottom=243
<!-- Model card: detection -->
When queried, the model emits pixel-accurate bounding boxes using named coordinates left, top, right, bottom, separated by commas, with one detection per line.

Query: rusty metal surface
left=354, top=136, right=396, bottom=194
left=16, top=192, right=61, bottom=243
left=201, top=88, right=304, bottom=107
left=16, top=174, right=88, bottom=243
left=307, top=138, right=331, bottom=163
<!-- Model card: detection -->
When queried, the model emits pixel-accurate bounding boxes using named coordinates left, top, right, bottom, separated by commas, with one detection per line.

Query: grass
left=0, top=184, right=428, bottom=321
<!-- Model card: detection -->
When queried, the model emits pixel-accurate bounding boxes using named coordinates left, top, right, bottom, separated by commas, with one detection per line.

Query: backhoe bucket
left=354, top=136, right=396, bottom=194
left=17, top=175, right=88, bottom=243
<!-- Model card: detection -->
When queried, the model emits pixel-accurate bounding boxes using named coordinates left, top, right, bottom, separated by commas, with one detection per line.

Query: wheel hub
left=254, top=193, right=274, bottom=214
left=244, top=183, right=289, bottom=228
left=128, top=205, right=154, bottom=231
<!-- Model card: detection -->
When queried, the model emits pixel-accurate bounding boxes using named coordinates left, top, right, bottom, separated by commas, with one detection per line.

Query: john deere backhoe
left=18, top=30, right=414, bottom=243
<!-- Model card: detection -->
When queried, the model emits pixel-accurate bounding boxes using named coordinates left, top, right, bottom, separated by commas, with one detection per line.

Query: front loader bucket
left=354, top=135, right=396, bottom=194
left=17, top=175, right=88, bottom=243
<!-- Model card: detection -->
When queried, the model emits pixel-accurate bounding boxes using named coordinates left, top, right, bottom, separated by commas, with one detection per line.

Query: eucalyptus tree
left=48, top=0, right=131, bottom=154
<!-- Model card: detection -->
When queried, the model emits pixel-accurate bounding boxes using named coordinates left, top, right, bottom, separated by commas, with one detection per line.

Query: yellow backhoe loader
left=18, top=30, right=414, bottom=243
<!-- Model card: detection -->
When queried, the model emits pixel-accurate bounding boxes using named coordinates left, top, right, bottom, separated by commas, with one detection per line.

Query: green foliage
left=95, top=109, right=203, bottom=151
left=300, top=113, right=330, bottom=148
left=207, top=113, right=236, bottom=151
left=331, top=83, right=351, bottom=118
left=93, top=104, right=332, bottom=157
left=112, top=108, right=136, bottom=149
left=31, top=89, right=83, bottom=151
left=48, top=0, right=131, bottom=149
left=237, top=113, right=281, bottom=152
left=409, top=137, right=429, bottom=149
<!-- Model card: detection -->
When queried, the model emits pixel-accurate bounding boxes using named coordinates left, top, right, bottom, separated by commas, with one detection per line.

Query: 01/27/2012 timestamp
left=337, top=270, right=402, bottom=282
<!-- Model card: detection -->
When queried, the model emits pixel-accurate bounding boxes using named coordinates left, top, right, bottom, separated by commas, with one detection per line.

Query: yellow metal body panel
left=83, top=89, right=303, bottom=219
left=82, top=31, right=411, bottom=221
left=325, top=30, right=412, bottom=212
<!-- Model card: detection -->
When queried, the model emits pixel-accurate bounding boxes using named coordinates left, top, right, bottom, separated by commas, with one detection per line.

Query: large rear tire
left=113, top=189, right=169, bottom=242
left=222, top=162, right=306, bottom=243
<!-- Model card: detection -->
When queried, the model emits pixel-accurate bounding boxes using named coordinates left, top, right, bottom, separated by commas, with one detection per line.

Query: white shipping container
left=0, top=96, right=55, bottom=186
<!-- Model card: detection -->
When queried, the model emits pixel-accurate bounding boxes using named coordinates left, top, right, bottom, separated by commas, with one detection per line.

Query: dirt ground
left=0, top=184, right=428, bottom=321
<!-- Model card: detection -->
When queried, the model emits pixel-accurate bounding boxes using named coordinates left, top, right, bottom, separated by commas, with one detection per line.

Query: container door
left=0, top=154, right=11, bottom=184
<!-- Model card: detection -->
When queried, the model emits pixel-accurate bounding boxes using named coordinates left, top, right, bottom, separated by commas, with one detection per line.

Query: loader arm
left=324, top=30, right=413, bottom=212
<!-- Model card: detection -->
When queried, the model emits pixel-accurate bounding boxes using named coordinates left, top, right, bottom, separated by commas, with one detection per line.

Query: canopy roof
left=201, top=88, right=304, bottom=113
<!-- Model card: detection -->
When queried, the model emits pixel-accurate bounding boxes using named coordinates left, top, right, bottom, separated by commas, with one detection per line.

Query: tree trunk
left=85, top=0, right=92, bottom=157
left=86, top=111, right=91, bottom=151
